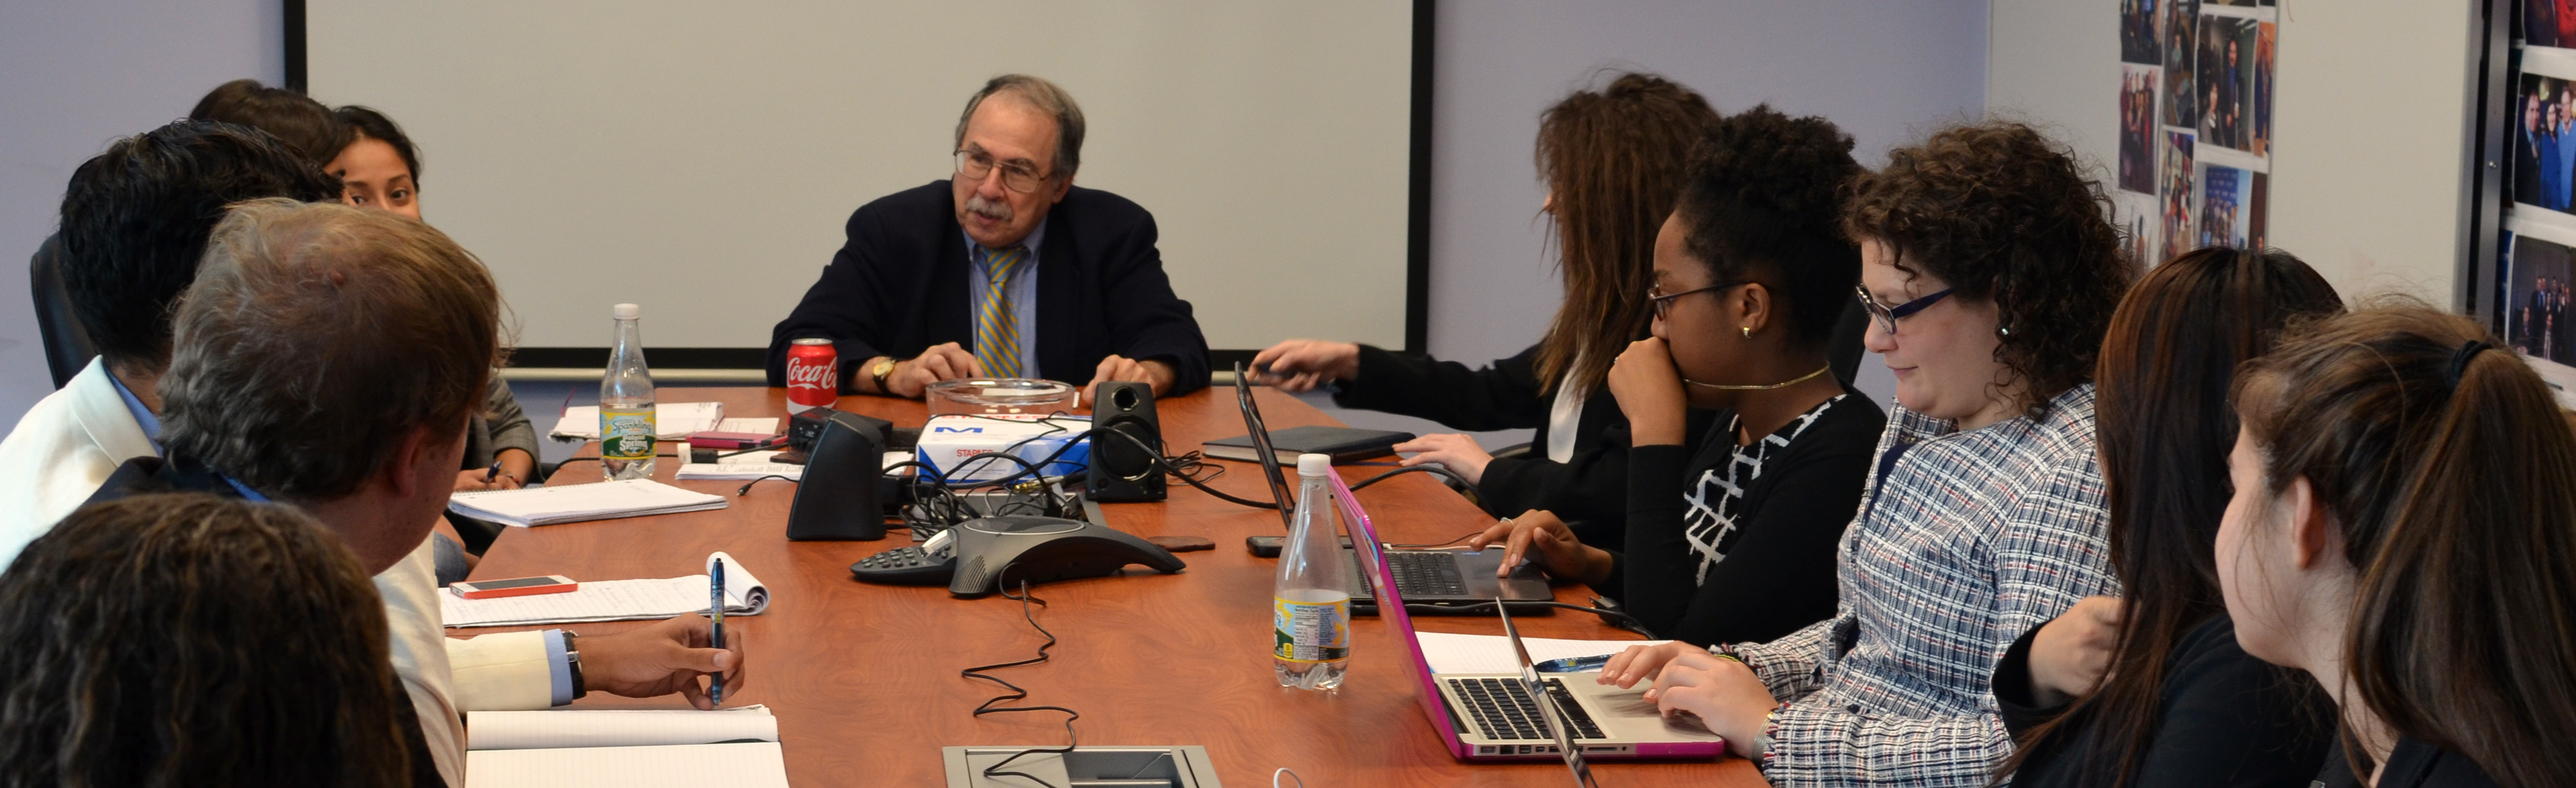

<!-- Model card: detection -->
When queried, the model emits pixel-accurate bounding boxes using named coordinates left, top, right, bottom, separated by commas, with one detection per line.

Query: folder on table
left=1201, top=424, right=1413, bottom=463
left=548, top=402, right=726, bottom=440
left=448, top=479, right=727, bottom=527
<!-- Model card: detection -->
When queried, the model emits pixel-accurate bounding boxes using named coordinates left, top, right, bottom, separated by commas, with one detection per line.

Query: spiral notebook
left=443, top=552, right=769, bottom=628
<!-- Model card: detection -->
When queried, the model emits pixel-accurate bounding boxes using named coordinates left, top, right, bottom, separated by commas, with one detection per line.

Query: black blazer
left=766, top=181, right=1211, bottom=395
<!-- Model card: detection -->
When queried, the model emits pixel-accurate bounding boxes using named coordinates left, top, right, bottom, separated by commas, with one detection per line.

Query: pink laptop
left=1327, top=472, right=1729, bottom=762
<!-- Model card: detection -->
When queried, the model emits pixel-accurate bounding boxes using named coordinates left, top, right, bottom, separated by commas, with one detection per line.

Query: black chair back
left=31, top=235, right=97, bottom=388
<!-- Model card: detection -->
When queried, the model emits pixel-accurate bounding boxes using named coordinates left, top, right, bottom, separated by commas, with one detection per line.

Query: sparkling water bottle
left=600, top=303, right=656, bottom=480
left=1274, top=453, right=1352, bottom=690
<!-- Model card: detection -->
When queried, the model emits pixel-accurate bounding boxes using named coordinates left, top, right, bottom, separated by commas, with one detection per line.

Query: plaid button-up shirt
left=1729, top=384, right=2116, bottom=786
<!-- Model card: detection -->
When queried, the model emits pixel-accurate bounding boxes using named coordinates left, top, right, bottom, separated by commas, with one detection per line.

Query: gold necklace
left=1684, top=365, right=1831, bottom=391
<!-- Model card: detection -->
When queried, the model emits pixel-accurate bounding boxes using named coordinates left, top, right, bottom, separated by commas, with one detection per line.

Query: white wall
left=0, top=0, right=282, bottom=429
left=1986, top=0, right=2478, bottom=302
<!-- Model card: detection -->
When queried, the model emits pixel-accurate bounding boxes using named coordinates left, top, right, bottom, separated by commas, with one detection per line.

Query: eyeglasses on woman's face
left=1648, top=281, right=1743, bottom=321
left=1853, top=285, right=1955, bottom=334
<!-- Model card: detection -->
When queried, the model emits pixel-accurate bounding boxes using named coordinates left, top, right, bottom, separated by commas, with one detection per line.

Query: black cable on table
left=961, top=566, right=1079, bottom=788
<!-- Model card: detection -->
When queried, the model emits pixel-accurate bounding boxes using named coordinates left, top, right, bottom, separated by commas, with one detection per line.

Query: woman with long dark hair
left=1250, top=73, right=1734, bottom=549
left=1993, top=247, right=2344, bottom=788
left=2219, top=305, right=2576, bottom=788
left=1463, top=106, right=1886, bottom=647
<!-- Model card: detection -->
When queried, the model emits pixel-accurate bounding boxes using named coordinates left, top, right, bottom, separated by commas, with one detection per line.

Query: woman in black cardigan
left=1467, top=106, right=1881, bottom=647
left=1251, top=73, right=1718, bottom=550
left=1991, top=248, right=2345, bottom=788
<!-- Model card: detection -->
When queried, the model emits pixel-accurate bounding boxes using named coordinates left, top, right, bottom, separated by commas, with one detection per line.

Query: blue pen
left=709, top=558, right=726, bottom=706
left=1534, top=654, right=1613, bottom=674
left=485, top=460, right=503, bottom=483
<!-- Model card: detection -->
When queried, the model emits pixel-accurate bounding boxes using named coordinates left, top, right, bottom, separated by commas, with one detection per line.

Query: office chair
left=31, top=235, right=98, bottom=389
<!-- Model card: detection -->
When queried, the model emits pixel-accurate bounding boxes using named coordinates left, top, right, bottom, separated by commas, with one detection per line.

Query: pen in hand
left=485, top=460, right=503, bottom=483
left=709, top=558, right=726, bottom=707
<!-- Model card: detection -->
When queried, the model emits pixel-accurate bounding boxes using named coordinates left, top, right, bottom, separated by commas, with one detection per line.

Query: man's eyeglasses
left=955, top=149, right=1050, bottom=193
left=1853, top=285, right=1955, bottom=334
left=1648, top=281, right=1742, bottom=321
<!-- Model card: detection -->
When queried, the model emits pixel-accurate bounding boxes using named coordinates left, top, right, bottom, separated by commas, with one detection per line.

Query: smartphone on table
left=450, top=575, right=578, bottom=599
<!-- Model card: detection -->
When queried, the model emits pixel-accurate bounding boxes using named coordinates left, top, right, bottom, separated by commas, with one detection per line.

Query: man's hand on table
left=883, top=343, right=982, bottom=398
left=578, top=614, right=747, bottom=710
left=1085, top=355, right=1174, bottom=396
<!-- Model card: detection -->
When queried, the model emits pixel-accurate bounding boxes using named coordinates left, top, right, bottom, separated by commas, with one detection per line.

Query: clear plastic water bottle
left=1274, top=453, right=1352, bottom=690
left=600, top=303, right=656, bottom=480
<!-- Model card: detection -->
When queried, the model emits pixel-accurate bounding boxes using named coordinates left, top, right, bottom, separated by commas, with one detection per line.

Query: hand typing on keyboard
left=1463, top=510, right=1615, bottom=586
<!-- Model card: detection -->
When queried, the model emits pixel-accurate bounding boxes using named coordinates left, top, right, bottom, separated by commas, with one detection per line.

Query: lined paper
left=469, top=706, right=776, bottom=751
left=464, top=740, right=787, bottom=788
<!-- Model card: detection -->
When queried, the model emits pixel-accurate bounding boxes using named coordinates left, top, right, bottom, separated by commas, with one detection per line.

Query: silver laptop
left=1324, top=470, right=1729, bottom=762
left=1232, top=365, right=1551, bottom=607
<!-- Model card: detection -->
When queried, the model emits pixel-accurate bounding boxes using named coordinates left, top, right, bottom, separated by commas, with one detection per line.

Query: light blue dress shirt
left=966, top=217, right=1045, bottom=379
left=102, top=367, right=162, bottom=452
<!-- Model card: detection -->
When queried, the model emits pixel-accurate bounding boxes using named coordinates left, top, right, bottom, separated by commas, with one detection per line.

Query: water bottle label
left=1272, top=596, right=1350, bottom=663
left=602, top=409, right=656, bottom=460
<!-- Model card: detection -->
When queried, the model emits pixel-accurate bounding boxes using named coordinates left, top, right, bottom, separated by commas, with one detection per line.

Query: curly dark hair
left=1675, top=104, right=1862, bottom=348
left=0, top=494, right=411, bottom=786
left=1843, top=121, right=2135, bottom=416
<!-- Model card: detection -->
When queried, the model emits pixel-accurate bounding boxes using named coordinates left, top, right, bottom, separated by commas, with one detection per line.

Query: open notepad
left=674, top=449, right=803, bottom=481
left=448, top=479, right=727, bottom=527
left=464, top=706, right=787, bottom=788
left=547, top=402, right=727, bottom=440
left=443, top=552, right=769, bottom=628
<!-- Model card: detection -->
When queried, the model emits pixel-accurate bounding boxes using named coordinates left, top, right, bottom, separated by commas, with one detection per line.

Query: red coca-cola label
left=785, top=339, right=837, bottom=412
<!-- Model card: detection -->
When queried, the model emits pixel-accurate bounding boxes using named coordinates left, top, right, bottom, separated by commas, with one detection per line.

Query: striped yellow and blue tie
left=974, top=246, right=1029, bottom=378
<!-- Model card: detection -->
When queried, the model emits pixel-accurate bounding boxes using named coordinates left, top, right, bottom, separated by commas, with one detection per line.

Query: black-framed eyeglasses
left=1648, top=281, right=1743, bottom=321
left=955, top=147, right=1050, bottom=193
left=1854, top=285, right=1954, bottom=334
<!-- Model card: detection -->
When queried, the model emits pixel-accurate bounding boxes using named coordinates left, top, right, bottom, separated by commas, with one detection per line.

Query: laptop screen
left=1233, top=362, right=1296, bottom=530
left=1502, top=603, right=1601, bottom=787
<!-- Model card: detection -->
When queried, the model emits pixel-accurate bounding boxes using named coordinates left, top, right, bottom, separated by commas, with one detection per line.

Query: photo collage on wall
left=2114, top=0, right=2275, bottom=268
left=2503, top=2, right=2576, bottom=363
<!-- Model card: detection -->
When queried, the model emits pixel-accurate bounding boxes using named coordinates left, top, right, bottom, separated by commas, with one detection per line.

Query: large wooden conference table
left=471, top=386, right=1764, bottom=787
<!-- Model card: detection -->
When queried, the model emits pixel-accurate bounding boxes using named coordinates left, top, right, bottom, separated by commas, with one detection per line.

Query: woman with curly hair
left=1251, top=73, right=1734, bottom=550
left=1599, top=121, right=2137, bottom=787
left=1463, top=106, right=1886, bottom=647
left=0, top=493, right=423, bottom=787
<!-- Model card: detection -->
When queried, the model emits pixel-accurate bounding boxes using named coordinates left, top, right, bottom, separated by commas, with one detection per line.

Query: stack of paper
left=1413, top=631, right=1671, bottom=674
left=465, top=706, right=787, bottom=788
left=449, top=479, right=727, bottom=527
left=548, top=402, right=726, bottom=440
left=675, top=450, right=803, bottom=481
left=443, top=552, right=769, bottom=628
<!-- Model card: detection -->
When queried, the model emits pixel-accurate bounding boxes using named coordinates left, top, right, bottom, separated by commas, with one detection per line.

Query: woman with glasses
left=1466, top=106, right=1885, bottom=647
left=1251, top=73, right=1732, bottom=551
left=1597, top=121, right=2136, bottom=787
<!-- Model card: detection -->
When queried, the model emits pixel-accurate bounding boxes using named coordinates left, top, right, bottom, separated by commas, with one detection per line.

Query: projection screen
left=306, top=1, right=1417, bottom=362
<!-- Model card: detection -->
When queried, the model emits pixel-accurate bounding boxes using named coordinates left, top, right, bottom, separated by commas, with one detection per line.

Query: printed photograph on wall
left=2516, top=73, right=2576, bottom=213
left=2121, top=66, right=2159, bottom=194
left=2159, top=131, right=2197, bottom=262
left=2122, top=0, right=2161, bottom=64
left=2161, top=0, right=2199, bottom=128
left=2117, top=192, right=2160, bottom=267
left=2199, top=164, right=2252, bottom=247
left=2252, top=21, right=2274, bottom=157
left=2528, top=0, right=2575, bottom=49
left=2508, top=233, right=2576, bottom=364
left=2197, top=15, right=2259, bottom=153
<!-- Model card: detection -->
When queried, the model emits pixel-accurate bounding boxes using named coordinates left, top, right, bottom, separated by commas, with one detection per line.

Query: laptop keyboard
left=1387, top=551, right=1469, bottom=596
left=1447, top=677, right=1606, bottom=741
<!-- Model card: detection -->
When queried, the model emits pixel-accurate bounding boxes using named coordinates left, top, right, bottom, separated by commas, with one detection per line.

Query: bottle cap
left=613, top=303, right=641, bottom=319
left=1297, top=454, right=1332, bottom=477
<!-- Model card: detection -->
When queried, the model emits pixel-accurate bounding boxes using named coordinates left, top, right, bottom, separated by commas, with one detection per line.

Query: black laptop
left=1230, top=365, right=1551, bottom=612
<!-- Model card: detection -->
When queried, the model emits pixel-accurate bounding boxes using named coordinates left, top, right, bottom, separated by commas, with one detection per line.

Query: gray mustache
left=966, top=195, right=1013, bottom=222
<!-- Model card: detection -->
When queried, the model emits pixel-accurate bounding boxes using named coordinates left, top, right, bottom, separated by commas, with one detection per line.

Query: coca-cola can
left=785, top=337, right=838, bottom=413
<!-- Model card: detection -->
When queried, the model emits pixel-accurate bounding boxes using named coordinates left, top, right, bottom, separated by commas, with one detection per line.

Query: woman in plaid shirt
left=1600, top=121, right=2136, bottom=786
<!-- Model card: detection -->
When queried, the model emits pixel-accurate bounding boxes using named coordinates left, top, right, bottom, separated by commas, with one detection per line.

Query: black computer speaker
left=1086, top=380, right=1165, bottom=502
left=785, top=410, right=889, bottom=540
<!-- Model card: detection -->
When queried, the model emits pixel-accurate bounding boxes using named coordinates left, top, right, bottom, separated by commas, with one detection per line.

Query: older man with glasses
left=766, top=74, right=1210, bottom=398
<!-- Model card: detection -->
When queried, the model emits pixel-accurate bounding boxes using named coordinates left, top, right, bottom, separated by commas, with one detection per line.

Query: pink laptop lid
left=1326, top=471, right=1476, bottom=760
